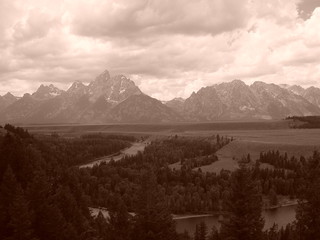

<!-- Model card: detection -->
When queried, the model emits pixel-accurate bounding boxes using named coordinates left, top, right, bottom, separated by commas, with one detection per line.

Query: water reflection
left=175, top=205, right=297, bottom=234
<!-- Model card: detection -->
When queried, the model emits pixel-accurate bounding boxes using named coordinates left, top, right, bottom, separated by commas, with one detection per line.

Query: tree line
left=79, top=138, right=304, bottom=214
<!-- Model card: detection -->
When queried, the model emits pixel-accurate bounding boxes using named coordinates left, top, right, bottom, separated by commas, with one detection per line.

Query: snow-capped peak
left=32, top=84, right=63, bottom=100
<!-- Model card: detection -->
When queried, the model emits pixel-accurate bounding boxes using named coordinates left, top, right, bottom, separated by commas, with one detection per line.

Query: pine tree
left=179, top=230, right=191, bottom=240
left=194, top=224, right=200, bottom=240
left=95, top=211, right=109, bottom=240
left=0, top=167, right=18, bottom=238
left=132, top=169, right=177, bottom=240
left=199, top=221, right=207, bottom=240
left=220, top=166, right=264, bottom=240
left=265, top=223, right=278, bottom=240
left=208, top=226, right=220, bottom=240
left=108, top=199, right=132, bottom=240
left=8, top=184, right=35, bottom=240
left=269, top=188, right=278, bottom=206
left=296, top=152, right=320, bottom=240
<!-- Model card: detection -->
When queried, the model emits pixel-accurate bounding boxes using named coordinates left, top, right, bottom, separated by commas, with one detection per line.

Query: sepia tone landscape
left=1, top=0, right=320, bottom=240
left=2, top=69, right=320, bottom=124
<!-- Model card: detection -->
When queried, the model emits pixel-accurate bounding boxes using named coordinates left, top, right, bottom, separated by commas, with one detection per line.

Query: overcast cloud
left=0, top=0, right=319, bottom=100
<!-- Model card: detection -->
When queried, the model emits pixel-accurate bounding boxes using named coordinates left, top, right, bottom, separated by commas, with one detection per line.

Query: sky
left=0, top=0, right=320, bottom=100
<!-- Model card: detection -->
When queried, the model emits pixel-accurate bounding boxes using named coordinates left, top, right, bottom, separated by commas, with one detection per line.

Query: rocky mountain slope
left=165, top=80, right=320, bottom=121
left=0, top=70, right=180, bottom=123
left=0, top=92, right=18, bottom=111
left=1, top=70, right=320, bottom=124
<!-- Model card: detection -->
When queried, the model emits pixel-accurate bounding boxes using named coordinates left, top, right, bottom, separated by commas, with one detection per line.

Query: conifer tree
left=198, top=221, right=207, bottom=240
left=132, top=169, right=177, bottom=240
left=0, top=167, right=18, bottom=238
left=269, top=188, right=278, bottom=206
left=108, top=199, right=132, bottom=240
left=9, top=184, right=35, bottom=240
left=208, top=226, right=220, bottom=240
left=220, top=166, right=264, bottom=240
left=265, top=223, right=278, bottom=240
left=296, top=152, right=320, bottom=240
left=194, top=224, right=200, bottom=240
left=95, top=211, right=109, bottom=240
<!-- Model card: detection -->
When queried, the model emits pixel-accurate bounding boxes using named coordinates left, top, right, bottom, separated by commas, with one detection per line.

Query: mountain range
left=1, top=70, right=320, bottom=124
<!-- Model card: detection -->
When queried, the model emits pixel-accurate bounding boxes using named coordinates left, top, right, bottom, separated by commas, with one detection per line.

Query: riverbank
left=263, top=196, right=298, bottom=210
left=79, top=141, right=148, bottom=168
left=90, top=199, right=299, bottom=222
left=172, top=197, right=299, bottom=221
left=90, top=203, right=297, bottom=234
left=175, top=204, right=297, bottom=234
left=266, top=201, right=298, bottom=210
left=78, top=151, right=121, bottom=168
left=172, top=214, right=217, bottom=220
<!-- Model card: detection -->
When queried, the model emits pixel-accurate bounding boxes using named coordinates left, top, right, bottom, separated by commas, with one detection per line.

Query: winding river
left=79, top=141, right=148, bottom=168
left=85, top=140, right=297, bottom=234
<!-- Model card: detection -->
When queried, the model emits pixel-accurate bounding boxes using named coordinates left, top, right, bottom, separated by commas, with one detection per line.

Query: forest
left=0, top=124, right=319, bottom=240
left=286, top=115, right=320, bottom=128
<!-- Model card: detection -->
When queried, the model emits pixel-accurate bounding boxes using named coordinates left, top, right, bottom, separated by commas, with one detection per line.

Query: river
left=90, top=205, right=296, bottom=234
left=175, top=205, right=297, bottom=234
left=79, top=141, right=148, bottom=168
left=84, top=139, right=297, bottom=233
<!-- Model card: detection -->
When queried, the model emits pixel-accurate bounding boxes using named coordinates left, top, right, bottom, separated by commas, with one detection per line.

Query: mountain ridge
left=1, top=71, right=320, bottom=124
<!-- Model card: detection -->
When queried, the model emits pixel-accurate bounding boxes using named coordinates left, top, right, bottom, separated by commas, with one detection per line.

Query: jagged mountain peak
left=216, top=79, right=247, bottom=88
left=230, top=79, right=247, bottom=85
left=279, top=83, right=290, bottom=88
left=306, top=86, right=320, bottom=91
left=171, top=97, right=185, bottom=102
left=251, top=81, right=282, bottom=89
left=303, top=86, right=320, bottom=107
left=0, top=92, right=18, bottom=111
left=291, top=84, right=305, bottom=89
left=190, top=91, right=197, bottom=97
left=3, top=92, right=17, bottom=101
left=3, top=92, right=14, bottom=97
left=91, top=69, right=110, bottom=85
left=68, top=81, right=87, bottom=92
left=66, top=81, right=88, bottom=98
left=23, top=93, right=32, bottom=98
left=37, top=83, right=58, bottom=90
left=32, top=84, right=63, bottom=100
left=252, top=81, right=267, bottom=86
left=88, top=70, right=142, bottom=103
left=2, top=71, right=320, bottom=124
left=288, top=85, right=305, bottom=96
left=112, top=74, right=127, bottom=80
left=279, top=84, right=306, bottom=96
left=251, top=81, right=283, bottom=91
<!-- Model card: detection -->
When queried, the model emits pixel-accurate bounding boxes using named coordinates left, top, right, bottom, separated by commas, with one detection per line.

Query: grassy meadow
left=21, top=120, right=320, bottom=173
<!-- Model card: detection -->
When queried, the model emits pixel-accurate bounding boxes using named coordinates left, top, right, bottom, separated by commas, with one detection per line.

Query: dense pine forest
left=0, top=124, right=319, bottom=240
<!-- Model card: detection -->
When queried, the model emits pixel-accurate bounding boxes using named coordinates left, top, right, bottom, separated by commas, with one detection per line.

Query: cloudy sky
left=0, top=0, right=319, bottom=100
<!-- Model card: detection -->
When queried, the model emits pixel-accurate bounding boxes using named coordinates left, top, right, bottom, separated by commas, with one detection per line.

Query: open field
left=22, top=121, right=320, bottom=173
left=21, top=120, right=290, bottom=135
left=198, top=129, right=320, bottom=173
left=167, top=127, right=320, bottom=173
